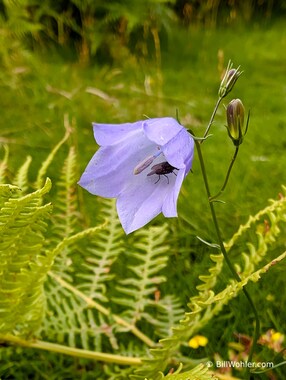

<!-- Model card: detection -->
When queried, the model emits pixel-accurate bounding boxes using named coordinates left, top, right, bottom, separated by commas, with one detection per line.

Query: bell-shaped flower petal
left=78, top=126, right=153, bottom=197
left=78, top=117, right=195, bottom=233
left=93, top=121, right=143, bottom=146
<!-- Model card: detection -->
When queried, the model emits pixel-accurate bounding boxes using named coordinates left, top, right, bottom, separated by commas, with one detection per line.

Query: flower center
left=133, top=149, right=163, bottom=175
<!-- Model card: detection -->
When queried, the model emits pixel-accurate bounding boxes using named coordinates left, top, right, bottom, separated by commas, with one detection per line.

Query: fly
left=147, top=161, right=178, bottom=184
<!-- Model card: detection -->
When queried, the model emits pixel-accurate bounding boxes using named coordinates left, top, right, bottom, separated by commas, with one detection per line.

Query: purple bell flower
left=78, top=117, right=194, bottom=234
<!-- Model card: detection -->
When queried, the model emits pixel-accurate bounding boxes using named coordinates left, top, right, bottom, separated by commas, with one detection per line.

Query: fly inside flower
left=147, top=161, right=178, bottom=184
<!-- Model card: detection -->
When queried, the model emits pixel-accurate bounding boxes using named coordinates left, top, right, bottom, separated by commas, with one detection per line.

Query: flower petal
left=162, top=169, right=185, bottom=217
left=79, top=129, right=156, bottom=197
left=117, top=171, right=177, bottom=234
left=143, top=117, right=183, bottom=146
left=93, top=121, right=143, bottom=146
left=163, top=129, right=195, bottom=169
left=78, top=147, right=124, bottom=197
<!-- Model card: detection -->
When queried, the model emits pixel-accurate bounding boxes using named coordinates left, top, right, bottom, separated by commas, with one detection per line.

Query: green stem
left=209, top=146, right=239, bottom=201
left=195, top=140, right=260, bottom=379
left=203, top=97, right=223, bottom=140
left=0, top=333, right=142, bottom=366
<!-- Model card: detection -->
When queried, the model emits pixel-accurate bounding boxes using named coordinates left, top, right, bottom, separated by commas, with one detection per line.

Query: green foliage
left=0, top=178, right=52, bottom=335
left=0, top=145, right=9, bottom=184
left=1, top=0, right=284, bottom=66
left=76, top=198, right=124, bottom=303
left=152, top=295, right=185, bottom=338
left=50, top=146, right=79, bottom=237
left=114, top=225, right=170, bottom=326
left=225, top=187, right=286, bottom=276
left=131, top=250, right=286, bottom=379
left=131, top=192, right=286, bottom=379
left=35, top=124, right=71, bottom=191
left=48, top=145, right=81, bottom=279
left=43, top=273, right=117, bottom=351
left=0, top=0, right=177, bottom=64
left=1, top=124, right=286, bottom=379
left=1, top=16, right=286, bottom=378
left=155, top=363, right=212, bottom=380
left=14, top=155, right=32, bottom=193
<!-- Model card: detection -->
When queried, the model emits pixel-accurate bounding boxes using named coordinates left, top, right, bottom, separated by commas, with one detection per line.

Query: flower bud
left=219, top=61, right=242, bottom=98
left=226, top=99, right=247, bottom=146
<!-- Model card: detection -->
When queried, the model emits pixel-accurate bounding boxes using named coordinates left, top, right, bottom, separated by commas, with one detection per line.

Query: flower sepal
left=219, top=61, right=242, bottom=98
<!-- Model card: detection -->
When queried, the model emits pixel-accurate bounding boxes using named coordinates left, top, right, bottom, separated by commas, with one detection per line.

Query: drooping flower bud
left=219, top=61, right=242, bottom=98
left=226, top=99, right=247, bottom=146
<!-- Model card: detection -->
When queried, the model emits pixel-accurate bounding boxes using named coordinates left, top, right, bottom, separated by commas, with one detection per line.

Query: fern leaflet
left=77, top=198, right=124, bottom=302
left=0, top=145, right=9, bottom=184
left=227, top=188, right=286, bottom=276
left=113, top=224, right=169, bottom=327
left=48, top=146, right=81, bottom=279
left=131, top=251, right=286, bottom=379
left=13, top=155, right=32, bottom=194
left=42, top=276, right=119, bottom=351
left=152, top=295, right=185, bottom=338
left=0, top=178, right=53, bottom=335
left=35, top=121, right=71, bottom=190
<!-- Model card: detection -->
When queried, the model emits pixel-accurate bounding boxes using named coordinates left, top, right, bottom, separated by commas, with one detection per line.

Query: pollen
left=133, top=155, right=155, bottom=175
left=133, top=149, right=163, bottom=175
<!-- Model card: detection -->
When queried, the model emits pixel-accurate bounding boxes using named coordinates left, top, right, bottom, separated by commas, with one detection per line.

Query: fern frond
left=103, top=342, right=149, bottom=379
left=47, top=272, right=155, bottom=347
left=162, top=363, right=211, bottom=380
left=227, top=188, right=286, bottom=276
left=131, top=251, right=286, bottom=380
left=0, top=177, right=51, bottom=235
left=0, top=184, right=21, bottom=208
left=113, top=224, right=170, bottom=326
left=13, top=155, right=32, bottom=194
left=51, top=147, right=79, bottom=239
left=0, top=178, right=53, bottom=335
left=43, top=221, right=113, bottom=351
left=225, top=187, right=286, bottom=251
left=196, top=253, right=224, bottom=294
left=131, top=363, right=212, bottom=380
left=47, top=223, right=106, bottom=259
left=152, top=295, right=185, bottom=338
left=42, top=276, right=119, bottom=351
left=77, top=198, right=124, bottom=302
left=149, top=254, right=223, bottom=341
left=104, top=364, right=138, bottom=380
left=0, top=145, right=9, bottom=184
left=48, top=146, right=81, bottom=277
left=35, top=118, right=71, bottom=189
